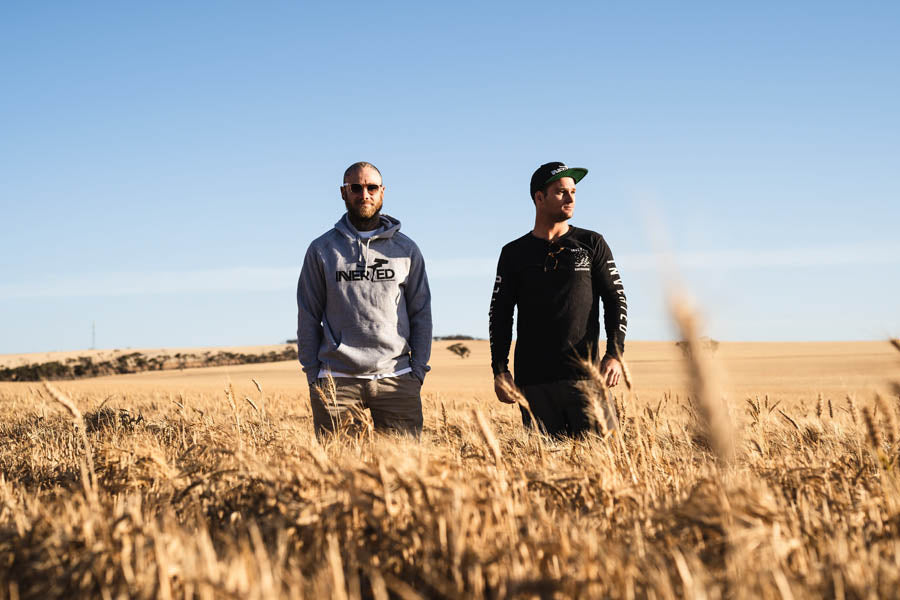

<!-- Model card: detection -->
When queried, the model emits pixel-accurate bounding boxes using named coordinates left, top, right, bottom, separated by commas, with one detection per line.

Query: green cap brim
left=545, top=167, right=588, bottom=187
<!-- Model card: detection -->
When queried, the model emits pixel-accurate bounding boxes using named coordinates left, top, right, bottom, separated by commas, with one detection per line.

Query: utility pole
left=91, top=321, right=96, bottom=350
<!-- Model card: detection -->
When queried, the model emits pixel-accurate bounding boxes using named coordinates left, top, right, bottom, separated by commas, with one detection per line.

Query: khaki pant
left=309, top=374, right=423, bottom=437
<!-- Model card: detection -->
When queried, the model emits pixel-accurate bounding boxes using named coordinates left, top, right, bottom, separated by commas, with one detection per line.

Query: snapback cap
left=530, top=162, right=588, bottom=198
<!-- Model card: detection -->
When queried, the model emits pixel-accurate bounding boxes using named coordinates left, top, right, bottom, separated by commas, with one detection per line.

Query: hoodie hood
left=335, top=213, right=401, bottom=241
left=335, top=213, right=402, bottom=265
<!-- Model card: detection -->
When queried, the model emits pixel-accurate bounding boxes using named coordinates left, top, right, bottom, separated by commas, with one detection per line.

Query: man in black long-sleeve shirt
left=489, top=162, right=627, bottom=437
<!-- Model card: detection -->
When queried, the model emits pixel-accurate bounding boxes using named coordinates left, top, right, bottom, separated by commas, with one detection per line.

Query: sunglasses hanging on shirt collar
left=544, top=245, right=565, bottom=272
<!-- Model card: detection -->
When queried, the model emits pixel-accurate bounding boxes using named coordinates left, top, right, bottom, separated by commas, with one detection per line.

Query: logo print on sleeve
left=608, top=260, right=628, bottom=334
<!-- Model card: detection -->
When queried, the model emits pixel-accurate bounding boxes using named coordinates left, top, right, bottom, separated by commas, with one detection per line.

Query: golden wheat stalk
left=473, top=409, right=503, bottom=467
left=613, top=349, right=634, bottom=391
left=43, top=380, right=82, bottom=421
left=327, top=533, right=349, bottom=600
left=669, top=294, right=735, bottom=463
left=225, top=382, right=243, bottom=453
left=578, top=357, right=616, bottom=436
left=862, top=406, right=882, bottom=450
left=493, top=376, right=548, bottom=464
left=323, top=372, right=338, bottom=406
left=846, top=395, right=859, bottom=426
left=495, top=375, right=544, bottom=435
left=876, top=394, right=898, bottom=446
left=250, top=378, right=266, bottom=419
left=42, top=381, right=97, bottom=503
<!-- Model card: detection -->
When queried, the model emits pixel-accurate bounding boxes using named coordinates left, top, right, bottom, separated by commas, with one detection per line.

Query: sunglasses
left=342, top=183, right=383, bottom=194
left=544, top=245, right=565, bottom=272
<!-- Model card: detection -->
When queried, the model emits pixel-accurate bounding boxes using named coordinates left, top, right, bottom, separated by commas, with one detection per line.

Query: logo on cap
left=550, top=165, right=568, bottom=175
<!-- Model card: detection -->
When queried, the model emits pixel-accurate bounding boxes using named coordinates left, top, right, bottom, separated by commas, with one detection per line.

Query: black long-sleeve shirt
left=489, top=226, right=627, bottom=386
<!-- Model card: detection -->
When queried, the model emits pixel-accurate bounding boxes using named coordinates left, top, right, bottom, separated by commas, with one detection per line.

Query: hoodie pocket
left=319, top=319, right=342, bottom=358
left=322, top=323, right=410, bottom=372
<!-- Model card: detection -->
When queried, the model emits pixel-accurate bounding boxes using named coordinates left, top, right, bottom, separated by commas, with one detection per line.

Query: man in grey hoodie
left=297, top=162, right=432, bottom=436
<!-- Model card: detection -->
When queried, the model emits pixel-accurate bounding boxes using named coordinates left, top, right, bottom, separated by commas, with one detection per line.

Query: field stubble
left=0, top=339, right=899, bottom=598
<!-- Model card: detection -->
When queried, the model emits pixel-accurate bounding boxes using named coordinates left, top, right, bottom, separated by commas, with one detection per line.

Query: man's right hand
left=493, top=372, right=518, bottom=404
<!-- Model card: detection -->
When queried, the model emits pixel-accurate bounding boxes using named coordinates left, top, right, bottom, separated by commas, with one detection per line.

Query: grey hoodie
left=297, top=213, right=432, bottom=384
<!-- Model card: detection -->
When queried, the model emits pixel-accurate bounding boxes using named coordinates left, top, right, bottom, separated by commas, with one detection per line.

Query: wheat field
left=1, top=338, right=898, bottom=599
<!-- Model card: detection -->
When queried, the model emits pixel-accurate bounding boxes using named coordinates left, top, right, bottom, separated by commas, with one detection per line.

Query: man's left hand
left=600, top=355, right=623, bottom=388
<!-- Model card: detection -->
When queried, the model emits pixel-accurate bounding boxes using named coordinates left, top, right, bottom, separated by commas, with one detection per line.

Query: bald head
left=343, top=161, right=382, bottom=183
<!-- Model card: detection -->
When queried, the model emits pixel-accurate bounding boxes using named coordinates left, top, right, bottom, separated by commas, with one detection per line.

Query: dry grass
left=0, top=340, right=898, bottom=599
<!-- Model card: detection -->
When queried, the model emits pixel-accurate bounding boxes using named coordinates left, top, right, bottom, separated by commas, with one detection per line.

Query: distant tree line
left=0, top=347, right=298, bottom=382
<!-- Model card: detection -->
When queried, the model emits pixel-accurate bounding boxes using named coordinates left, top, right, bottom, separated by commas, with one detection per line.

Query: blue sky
left=1, top=2, right=898, bottom=354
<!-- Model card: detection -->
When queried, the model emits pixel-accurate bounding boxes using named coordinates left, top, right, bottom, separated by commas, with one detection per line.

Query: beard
left=345, top=197, right=383, bottom=225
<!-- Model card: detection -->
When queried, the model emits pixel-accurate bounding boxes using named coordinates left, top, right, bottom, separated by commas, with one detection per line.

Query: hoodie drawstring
left=354, top=235, right=374, bottom=270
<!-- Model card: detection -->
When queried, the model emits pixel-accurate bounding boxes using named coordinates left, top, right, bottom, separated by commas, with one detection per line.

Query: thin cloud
left=620, top=241, right=900, bottom=271
left=0, top=267, right=298, bottom=299
left=1, top=242, right=897, bottom=299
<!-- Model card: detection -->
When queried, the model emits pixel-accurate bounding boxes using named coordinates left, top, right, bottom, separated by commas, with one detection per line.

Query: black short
left=520, top=379, right=618, bottom=438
